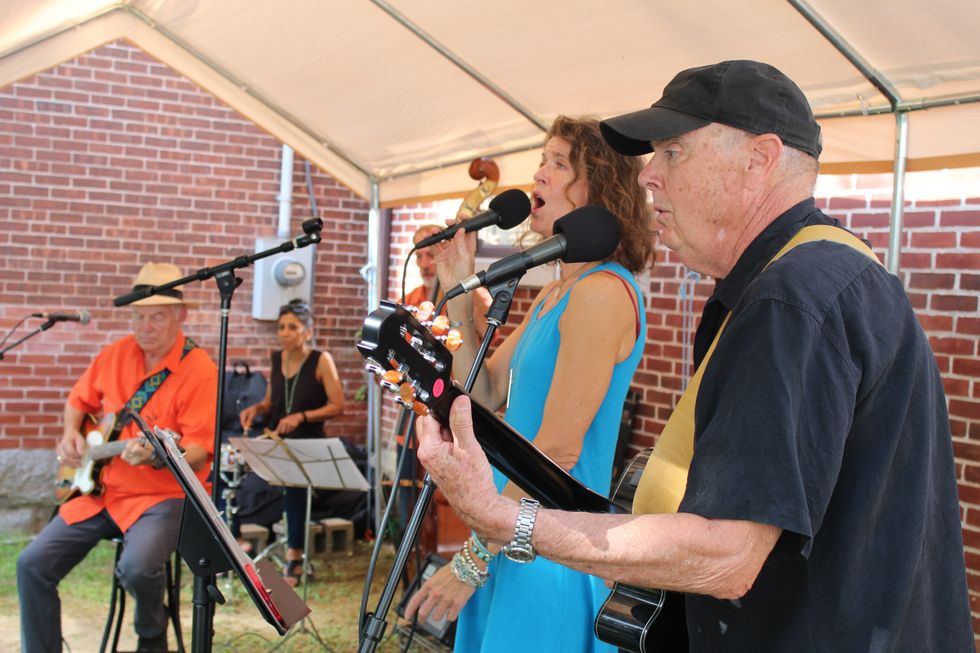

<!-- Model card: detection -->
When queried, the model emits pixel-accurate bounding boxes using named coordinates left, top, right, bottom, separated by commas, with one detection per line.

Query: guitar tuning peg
left=411, top=401, right=428, bottom=416
left=430, top=315, right=450, bottom=336
left=377, top=369, right=404, bottom=393
left=415, top=301, right=435, bottom=322
left=445, top=329, right=463, bottom=351
left=398, top=383, right=416, bottom=404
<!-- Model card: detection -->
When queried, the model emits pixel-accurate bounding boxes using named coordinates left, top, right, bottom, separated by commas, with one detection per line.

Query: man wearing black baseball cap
left=410, top=60, right=973, bottom=652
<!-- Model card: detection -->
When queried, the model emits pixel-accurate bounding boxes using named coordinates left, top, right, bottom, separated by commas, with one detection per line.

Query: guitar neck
left=437, top=383, right=620, bottom=513
left=89, top=440, right=129, bottom=462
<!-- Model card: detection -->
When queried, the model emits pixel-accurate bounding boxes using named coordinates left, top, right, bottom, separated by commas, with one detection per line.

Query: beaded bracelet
left=450, top=550, right=488, bottom=589
left=469, top=533, right=494, bottom=563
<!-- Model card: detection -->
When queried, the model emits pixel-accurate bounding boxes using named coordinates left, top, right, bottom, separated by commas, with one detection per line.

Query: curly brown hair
left=546, top=115, right=654, bottom=273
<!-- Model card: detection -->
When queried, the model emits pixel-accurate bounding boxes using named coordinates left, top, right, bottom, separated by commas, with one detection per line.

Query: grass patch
left=1, top=534, right=438, bottom=652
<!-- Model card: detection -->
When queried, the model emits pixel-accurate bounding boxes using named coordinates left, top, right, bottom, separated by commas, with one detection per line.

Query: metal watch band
left=502, top=497, right=540, bottom=563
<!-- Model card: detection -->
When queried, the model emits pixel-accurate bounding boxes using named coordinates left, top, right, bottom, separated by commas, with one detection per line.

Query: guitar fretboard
left=88, top=440, right=129, bottom=462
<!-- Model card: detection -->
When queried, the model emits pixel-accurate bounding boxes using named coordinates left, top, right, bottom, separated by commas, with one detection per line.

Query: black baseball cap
left=600, top=60, right=822, bottom=159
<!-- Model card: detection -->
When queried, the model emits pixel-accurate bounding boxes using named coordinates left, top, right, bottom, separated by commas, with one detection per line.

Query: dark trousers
left=283, top=486, right=308, bottom=550
left=17, top=499, right=184, bottom=653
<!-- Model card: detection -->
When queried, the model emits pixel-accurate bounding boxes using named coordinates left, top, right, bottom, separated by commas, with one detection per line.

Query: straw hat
left=130, top=262, right=197, bottom=307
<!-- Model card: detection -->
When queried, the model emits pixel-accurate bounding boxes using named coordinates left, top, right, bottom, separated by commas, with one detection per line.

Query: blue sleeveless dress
left=454, top=262, right=646, bottom=652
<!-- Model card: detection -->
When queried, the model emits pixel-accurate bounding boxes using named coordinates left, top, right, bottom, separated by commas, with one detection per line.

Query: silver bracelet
left=450, top=550, right=488, bottom=589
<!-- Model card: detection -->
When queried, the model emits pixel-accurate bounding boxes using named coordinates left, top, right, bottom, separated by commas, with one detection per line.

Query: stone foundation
left=0, top=449, right=57, bottom=534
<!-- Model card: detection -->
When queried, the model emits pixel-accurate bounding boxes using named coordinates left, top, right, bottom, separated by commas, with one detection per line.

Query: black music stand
left=126, top=411, right=311, bottom=638
left=229, top=435, right=369, bottom=650
left=112, top=217, right=323, bottom=653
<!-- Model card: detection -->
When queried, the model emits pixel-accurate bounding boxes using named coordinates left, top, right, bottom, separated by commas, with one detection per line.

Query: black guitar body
left=595, top=584, right=688, bottom=652
left=358, top=301, right=688, bottom=652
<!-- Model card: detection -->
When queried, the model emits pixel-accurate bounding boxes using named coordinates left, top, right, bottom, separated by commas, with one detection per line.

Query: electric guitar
left=357, top=301, right=687, bottom=652
left=54, top=413, right=166, bottom=503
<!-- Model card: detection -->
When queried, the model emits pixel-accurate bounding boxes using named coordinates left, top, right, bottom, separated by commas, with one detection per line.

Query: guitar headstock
left=357, top=300, right=460, bottom=420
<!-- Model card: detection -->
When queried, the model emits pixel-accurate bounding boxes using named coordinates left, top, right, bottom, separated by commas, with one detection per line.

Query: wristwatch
left=502, top=498, right=540, bottom=563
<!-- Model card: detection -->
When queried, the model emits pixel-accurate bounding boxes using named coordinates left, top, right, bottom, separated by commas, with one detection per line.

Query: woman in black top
left=239, top=299, right=345, bottom=585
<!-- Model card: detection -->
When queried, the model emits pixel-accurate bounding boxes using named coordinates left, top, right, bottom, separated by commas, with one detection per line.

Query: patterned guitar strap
left=632, top=226, right=881, bottom=515
left=107, top=337, right=199, bottom=441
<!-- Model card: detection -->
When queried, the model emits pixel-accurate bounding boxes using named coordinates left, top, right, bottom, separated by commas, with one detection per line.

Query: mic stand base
left=358, top=280, right=517, bottom=653
left=267, top=485, right=333, bottom=653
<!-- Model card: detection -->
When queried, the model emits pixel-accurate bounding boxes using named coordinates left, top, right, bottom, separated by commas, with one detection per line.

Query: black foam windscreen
left=487, top=188, right=532, bottom=230
left=553, top=205, right=621, bottom=263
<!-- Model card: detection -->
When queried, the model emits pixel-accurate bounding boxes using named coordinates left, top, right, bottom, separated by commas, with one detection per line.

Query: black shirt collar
left=692, top=198, right=835, bottom=366
left=711, top=198, right=830, bottom=312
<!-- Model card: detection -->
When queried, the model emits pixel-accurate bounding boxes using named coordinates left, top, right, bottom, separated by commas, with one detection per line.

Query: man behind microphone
left=17, top=262, right=218, bottom=653
left=403, top=223, right=495, bottom=341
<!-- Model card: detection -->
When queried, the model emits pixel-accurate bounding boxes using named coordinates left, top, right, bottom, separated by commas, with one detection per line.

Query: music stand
left=230, top=435, right=369, bottom=650
left=127, top=411, right=311, bottom=638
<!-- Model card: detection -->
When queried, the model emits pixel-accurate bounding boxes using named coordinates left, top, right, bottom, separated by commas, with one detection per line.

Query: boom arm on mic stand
left=112, top=216, right=323, bottom=653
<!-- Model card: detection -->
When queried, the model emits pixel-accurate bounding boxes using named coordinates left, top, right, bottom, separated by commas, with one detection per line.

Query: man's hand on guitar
left=416, top=395, right=513, bottom=541
left=404, top=563, right=476, bottom=624
left=121, top=439, right=156, bottom=467
left=55, top=431, right=86, bottom=468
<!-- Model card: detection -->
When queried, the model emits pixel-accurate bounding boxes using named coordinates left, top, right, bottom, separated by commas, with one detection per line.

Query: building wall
left=0, top=42, right=369, bottom=531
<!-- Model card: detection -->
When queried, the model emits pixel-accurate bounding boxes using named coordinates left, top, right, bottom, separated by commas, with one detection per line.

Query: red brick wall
left=0, top=42, right=369, bottom=446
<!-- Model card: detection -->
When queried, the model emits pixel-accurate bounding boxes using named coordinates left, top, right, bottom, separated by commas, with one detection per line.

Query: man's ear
left=745, top=134, right=783, bottom=189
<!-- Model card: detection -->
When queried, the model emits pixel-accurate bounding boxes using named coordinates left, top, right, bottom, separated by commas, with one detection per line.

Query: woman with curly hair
left=406, top=116, right=654, bottom=652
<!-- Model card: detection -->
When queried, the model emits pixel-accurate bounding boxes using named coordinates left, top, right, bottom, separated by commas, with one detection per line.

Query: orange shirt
left=404, top=284, right=436, bottom=308
left=60, top=332, right=218, bottom=532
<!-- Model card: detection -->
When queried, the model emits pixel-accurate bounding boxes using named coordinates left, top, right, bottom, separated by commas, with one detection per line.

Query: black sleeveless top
left=268, top=349, right=329, bottom=439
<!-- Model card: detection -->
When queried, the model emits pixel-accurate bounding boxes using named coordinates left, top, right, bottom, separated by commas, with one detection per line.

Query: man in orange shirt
left=17, top=262, right=218, bottom=653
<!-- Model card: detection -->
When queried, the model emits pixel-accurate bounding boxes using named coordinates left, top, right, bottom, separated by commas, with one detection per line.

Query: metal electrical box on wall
left=251, top=237, right=317, bottom=320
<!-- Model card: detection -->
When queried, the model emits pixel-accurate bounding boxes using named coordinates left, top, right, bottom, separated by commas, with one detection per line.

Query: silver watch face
left=503, top=544, right=535, bottom=564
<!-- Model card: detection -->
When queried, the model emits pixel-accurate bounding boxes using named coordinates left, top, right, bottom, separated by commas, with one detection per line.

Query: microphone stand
left=113, top=218, right=323, bottom=653
left=358, top=275, right=522, bottom=653
left=0, top=318, right=59, bottom=360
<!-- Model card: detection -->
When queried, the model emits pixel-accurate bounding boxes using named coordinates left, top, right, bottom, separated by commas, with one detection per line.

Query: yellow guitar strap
left=632, top=225, right=880, bottom=515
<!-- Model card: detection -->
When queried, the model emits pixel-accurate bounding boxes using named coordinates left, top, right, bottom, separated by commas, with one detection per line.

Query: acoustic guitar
left=357, top=301, right=688, bottom=652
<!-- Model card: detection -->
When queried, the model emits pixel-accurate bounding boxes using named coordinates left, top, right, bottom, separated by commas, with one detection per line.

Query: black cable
left=0, top=315, right=29, bottom=348
left=401, top=248, right=417, bottom=305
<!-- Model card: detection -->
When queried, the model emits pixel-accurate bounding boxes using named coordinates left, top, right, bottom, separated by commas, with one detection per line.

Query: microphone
left=444, top=205, right=621, bottom=300
left=414, top=188, right=531, bottom=249
left=32, top=311, right=91, bottom=325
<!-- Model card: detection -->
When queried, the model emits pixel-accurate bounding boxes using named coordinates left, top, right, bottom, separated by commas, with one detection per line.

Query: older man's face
left=638, top=124, right=748, bottom=279
left=131, top=304, right=185, bottom=362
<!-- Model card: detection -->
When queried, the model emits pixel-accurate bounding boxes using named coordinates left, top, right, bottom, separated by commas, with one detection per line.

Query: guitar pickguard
left=72, top=429, right=105, bottom=496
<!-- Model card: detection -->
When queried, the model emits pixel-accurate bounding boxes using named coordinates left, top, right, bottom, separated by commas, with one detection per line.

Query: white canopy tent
left=2, top=0, right=979, bottom=203
left=3, top=0, right=980, bottom=531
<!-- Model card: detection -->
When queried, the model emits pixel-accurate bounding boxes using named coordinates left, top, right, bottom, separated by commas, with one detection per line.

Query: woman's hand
left=433, top=221, right=478, bottom=289
left=403, top=562, right=477, bottom=623
left=275, top=412, right=304, bottom=435
left=239, top=404, right=261, bottom=432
